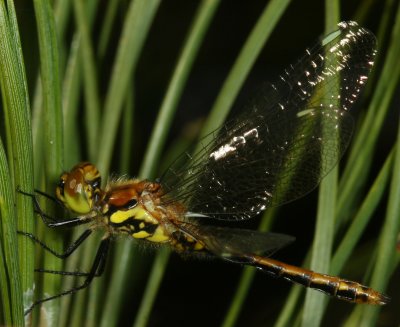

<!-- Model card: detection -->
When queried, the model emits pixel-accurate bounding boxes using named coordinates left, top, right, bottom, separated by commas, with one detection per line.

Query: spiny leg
left=18, top=229, right=93, bottom=259
left=24, top=237, right=110, bottom=316
left=18, top=189, right=90, bottom=228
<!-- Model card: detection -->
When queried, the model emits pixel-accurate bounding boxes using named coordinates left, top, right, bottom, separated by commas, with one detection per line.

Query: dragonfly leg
left=24, top=237, right=110, bottom=316
left=18, top=188, right=91, bottom=228
left=18, top=228, right=93, bottom=259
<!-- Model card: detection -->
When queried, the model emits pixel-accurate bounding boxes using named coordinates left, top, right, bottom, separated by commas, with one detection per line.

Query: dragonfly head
left=56, top=162, right=102, bottom=214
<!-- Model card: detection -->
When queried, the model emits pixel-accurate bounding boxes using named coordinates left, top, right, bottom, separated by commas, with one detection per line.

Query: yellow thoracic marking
left=139, top=222, right=145, bottom=229
left=146, top=226, right=170, bottom=243
left=193, top=242, right=204, bottom=251
left=132, top=230, right=151, bottom=239
left=109, top=206, right=157, bottom=224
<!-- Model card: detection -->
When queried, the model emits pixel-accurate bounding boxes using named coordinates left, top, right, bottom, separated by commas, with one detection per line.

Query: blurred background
left=0, top=0, right=399, bottom=326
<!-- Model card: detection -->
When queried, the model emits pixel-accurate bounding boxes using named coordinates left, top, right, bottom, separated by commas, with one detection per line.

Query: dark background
left=14, top=0, right=398, bottom=326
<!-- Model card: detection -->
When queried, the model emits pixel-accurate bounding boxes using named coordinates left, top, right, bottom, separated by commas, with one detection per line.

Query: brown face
left=56, top=162, right=102, bottom=214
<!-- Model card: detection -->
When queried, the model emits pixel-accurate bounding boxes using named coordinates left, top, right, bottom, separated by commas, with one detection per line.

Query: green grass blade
left=274, top=285, right=303, bottom=327
left=33, top=0, right=64, bottom=178
left=300, top=148, right=394, bottom=321
left=139, top=0, right=221, bottom=179
left=62, top=0, right=98, bottom=166
left=97, top=0, right=119, bottom=60
left=72, top=0, right=100, bottom=161
left=54, top=0, right=72, bottom=40
left=301, top=13, right=340, bottom=326
left=97, top=0, right=161, bottom=173
left=199, top=0, right=292, bottom=137
left=61, top=35, right=83, bottom=166
left=0, top=139, right=23, bottom=326
left=220, top=267, right=257, bottom=327
left=221, top=208, right=277, bottom=327
left=0, top=0, right=34, bottom=323
left=0, top=144, right=13, bottom=325
left=359, top=106, right=400, bottom=325
left=331, top=148, right=394, bottom=274
left=119, top=88, right=134, bottom=172
left=132, top=248, right=171, bottom=327
left=301, top=169, right=337, bottom=327
left=33, top=0, right=64, bottom=322
left=337, top=8, right=400, bottom=223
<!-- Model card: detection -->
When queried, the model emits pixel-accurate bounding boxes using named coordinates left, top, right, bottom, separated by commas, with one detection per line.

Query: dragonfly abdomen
left=246, top=255, right=389, bottom=305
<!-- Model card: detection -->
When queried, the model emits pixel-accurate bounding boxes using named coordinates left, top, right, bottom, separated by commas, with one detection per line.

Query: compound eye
left=55, top=174, right=67, bottom=202
left=56, top=162, right=101, bottom=214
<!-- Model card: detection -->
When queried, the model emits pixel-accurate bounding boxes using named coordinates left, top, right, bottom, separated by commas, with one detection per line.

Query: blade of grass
left=97, top=0, right=119, bottom=60
left=304, top=147, right=394, bottom=320
left=60, top=1, right=101, bottom=324
left=119, top=88, right=134, bottom=172
left=75, top=234, right=102, bottom=327
left=301, top=11, right=340, bottom=326
left=0, top=146, right=13, bottom=325
left=72, top=0, right=100, bottom=161
left=32, top=0, right=73, bottom=175
left=54, top=0, right=72, bottom=40
left=301, top=168, right=338, bottom=327
left=198, top=0, right=292, bottom=137
left=0, top=0, right=34, bottom=323
left=274, top=285, right=303, bottom=327
left=0, top=139, right=23, bottom=326
left=61, top=34, right=83, bottom=165
left=337, top=4, right=400, bottom=224
left=57, top=230, right=87, bottom=327
left=33, top=0, right=64, bottom=322
left=140, top=0, right=221, bottom=179
left=331, top=148, right=394, bottom=275
left=96, top=0, right=161, bottom=174
left=33, top=0, right=64, bottom=201
left=221, top=208, right=278, bottom=327
left=62, top=0, right=98, bottom=165
left=358, top=107, right=400, bottom=325
left=132, top=248, right=170, bottom=327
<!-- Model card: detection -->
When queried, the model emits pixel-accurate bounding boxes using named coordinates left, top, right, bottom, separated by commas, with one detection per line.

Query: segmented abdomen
left=246, top=255, right=389, bottom=305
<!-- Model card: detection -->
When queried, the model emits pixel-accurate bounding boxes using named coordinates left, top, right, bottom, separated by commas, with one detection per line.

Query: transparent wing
left=178, top=222, right=295, bottom=257
left=160, top=21, right=376, bottom=220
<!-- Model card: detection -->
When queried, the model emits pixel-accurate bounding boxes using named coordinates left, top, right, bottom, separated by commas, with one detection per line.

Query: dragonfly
left=21, top=21, right=389, bottom=315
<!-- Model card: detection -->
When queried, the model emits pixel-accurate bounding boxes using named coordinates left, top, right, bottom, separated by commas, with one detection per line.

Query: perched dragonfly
left=21, top=21, right=389, bottom=315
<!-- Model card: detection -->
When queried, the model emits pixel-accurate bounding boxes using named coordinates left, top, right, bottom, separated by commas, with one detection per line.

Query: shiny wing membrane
left=160, top=21, right=376, bottom=220
left=178, top=222, right=295, bottom=257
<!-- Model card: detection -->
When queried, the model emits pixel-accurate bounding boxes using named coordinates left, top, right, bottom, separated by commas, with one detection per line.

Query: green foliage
left=0, top=0, right=398, bottom=326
